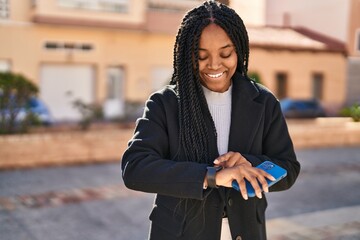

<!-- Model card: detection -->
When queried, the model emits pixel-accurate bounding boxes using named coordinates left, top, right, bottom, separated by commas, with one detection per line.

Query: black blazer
left=122, top=72, right=300, bottom=240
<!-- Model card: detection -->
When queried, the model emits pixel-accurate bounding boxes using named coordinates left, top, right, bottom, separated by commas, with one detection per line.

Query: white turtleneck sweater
left=202, top=84, right=233, bottom=239
left=202, top=85, right=232, bottom=155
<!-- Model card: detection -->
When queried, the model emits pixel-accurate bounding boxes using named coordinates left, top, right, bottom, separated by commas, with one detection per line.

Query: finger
left=225, top=153, right=250, bottom=168
left=267, top=174, right=276, bottom=182
left=257, top=169, right=276, bottom=182
left=213, top=158, right=227, bottom=167
left=225, top=152, right=242, bottom=168
left=237, top=178, right=248, bottom=200
left=230, top=153, right=251, bottom=167
left=245, top=174, right=262, bottom=199
left=214, top=153, right=237, bottom=168
left=257, top=175, right=269, bottom=193
left=213, top=159, right=220, bottom=165
left=214, top=152, right=232, bottom=164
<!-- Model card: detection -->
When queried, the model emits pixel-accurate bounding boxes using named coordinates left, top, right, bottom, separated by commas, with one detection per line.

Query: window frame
left=355, top=28, right=360, bottom=54
left=312, top=72, right=324, bottom=100
left=106, top=66, right=125, bottom=101
left=275, top=72, right=288, bottom=100
left=0, top=0, right=9, bottom=19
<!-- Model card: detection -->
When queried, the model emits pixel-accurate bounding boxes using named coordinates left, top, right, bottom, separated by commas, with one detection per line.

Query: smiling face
left=198, top=23, right=238, bottom=93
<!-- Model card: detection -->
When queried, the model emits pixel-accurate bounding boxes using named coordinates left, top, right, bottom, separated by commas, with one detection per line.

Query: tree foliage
left=0, top=72, right=39, bottom=134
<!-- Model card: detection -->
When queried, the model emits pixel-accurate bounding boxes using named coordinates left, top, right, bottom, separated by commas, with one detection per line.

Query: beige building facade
left=264, top=0, right=360, bottom=105
left=0, top=0, right=347, bottom=121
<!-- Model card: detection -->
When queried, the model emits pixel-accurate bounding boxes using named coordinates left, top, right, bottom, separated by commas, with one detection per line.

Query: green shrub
left=72, top=99, right=104, bottom=130
left=340, top=103, right=360, bottom=122
left=248, top=71, right=263, bottom=85
left=0, top=72, right=39, bottom=134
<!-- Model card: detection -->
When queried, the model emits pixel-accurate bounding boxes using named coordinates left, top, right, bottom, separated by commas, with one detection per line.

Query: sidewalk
left=1, top=147, right=359, bottom=240
left=267, top=206, right=360, bottom=240
left=1, top=182, right=359, bottom=239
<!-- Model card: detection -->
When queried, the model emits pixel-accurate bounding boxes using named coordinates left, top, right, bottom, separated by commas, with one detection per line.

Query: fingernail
left=213, top=159, right=219, bottom=164
left=258, top=193, right=262, bottom=199
left=244, top=195, right=248, bottom=200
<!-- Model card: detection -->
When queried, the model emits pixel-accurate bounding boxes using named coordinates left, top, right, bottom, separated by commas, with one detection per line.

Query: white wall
left=266, top=0, right=350, bottom=42
left=230, top=0, right=266, bottom=26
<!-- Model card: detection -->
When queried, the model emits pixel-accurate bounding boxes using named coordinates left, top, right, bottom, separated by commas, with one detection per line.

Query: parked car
left=280, top=98, right=326, bottom=118
left=0, top=96, right=54, bottom=125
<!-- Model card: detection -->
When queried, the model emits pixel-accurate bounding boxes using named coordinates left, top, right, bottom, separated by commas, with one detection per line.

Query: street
left=1, top=147, right=359, bottom=240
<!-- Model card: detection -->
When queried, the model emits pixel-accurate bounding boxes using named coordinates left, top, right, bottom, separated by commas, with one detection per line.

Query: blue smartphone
left=231, top=161, right=287, bottom=197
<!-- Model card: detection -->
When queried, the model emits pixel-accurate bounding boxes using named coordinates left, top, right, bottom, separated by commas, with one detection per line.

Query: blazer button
left=235, top=236, right=242, bottom=240
left=228, top=198, right=233, bottom=207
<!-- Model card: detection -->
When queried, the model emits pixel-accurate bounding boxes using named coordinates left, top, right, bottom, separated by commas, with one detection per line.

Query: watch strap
left=206, top=166, right=222, bottom=188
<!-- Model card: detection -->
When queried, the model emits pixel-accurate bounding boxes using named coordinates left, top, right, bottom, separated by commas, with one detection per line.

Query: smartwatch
left=206, top=166, right=223, bottom=188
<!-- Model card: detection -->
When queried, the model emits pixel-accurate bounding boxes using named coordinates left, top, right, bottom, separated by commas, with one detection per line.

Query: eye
left=220, top=51, right=232, bottom=58
left=198, top=54, right=208, bottom=61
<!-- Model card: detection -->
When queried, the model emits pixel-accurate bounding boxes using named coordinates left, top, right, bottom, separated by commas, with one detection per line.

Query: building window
left=44, top=41, right=94, bottom=52
left=103, top=66, right=125, bottom=119
left=276, top=72, right=287, bottom=99
left=312, top=73, right=324, bottom=100
left=356, top=29, right=360, bottom=53
left=0, top=0, right=9, bottom=19
left=58, top=0, right=129, bottom=13
left=107, top=67, right=124, bottom=100
left=0, top=60, right=10, bottom=72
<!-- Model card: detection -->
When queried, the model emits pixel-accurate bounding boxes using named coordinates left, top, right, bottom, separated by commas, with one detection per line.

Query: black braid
left=171, top=1, right=250, bottom=164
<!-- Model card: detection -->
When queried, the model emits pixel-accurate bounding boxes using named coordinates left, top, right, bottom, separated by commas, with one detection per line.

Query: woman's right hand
left=215, top=163, right=275, bottom=200
left=213, top=151, right=251, bottom=168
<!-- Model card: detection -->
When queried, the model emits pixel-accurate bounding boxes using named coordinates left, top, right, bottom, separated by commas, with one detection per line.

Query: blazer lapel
left=228, top=73, right=264, bottom=153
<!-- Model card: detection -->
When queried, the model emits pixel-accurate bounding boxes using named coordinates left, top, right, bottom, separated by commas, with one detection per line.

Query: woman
left=121, top=1, right=300, bottom=239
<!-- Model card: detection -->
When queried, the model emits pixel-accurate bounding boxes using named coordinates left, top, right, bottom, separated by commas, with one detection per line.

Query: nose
left=207, top=56, right=221, bottom=70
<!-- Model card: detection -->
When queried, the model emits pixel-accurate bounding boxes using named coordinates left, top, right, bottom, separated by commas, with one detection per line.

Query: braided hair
left=170, top=1, right=250, bottom=164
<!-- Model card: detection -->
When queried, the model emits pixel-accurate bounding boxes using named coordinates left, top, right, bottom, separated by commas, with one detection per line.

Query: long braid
left=216, top=5, right=250, bottom=74
left=171, top=1, right=250, bottom=164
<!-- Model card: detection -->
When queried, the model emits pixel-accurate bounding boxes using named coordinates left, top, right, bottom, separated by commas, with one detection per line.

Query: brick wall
left=0, top=119, right=359, bottom=170
left=288, top=118, right=360, bottom=148
left=0, top=127, right=134, bottom=169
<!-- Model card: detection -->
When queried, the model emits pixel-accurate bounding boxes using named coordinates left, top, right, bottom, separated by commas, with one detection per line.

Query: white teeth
left=206, top=72, right=224, bottom=78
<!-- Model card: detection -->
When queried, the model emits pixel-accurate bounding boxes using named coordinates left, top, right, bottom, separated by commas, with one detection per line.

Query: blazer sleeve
left=243, top=96, right=300, bottom=192
left=121, top=91, right=208, bottom=200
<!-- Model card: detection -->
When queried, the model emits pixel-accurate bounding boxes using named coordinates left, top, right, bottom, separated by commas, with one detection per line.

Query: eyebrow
left=199, top=44, right=233, bottom=51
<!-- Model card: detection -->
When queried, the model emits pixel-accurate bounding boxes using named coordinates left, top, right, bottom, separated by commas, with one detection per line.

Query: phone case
left=231, top=161, right=287, bottom=197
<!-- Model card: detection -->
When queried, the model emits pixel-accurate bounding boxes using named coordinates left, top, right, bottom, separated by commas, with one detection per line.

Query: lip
left=205, top=72, right=225, bottom=78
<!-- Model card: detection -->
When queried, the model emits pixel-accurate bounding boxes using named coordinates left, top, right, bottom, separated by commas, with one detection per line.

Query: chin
left=207, top=84, right=230, bottom=93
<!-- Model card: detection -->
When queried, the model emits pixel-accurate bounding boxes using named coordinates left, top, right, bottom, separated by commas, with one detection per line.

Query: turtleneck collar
left=201, top=83, right=233, bottom=105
